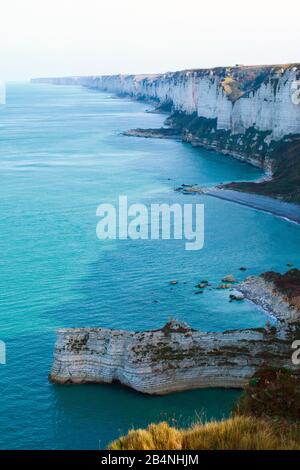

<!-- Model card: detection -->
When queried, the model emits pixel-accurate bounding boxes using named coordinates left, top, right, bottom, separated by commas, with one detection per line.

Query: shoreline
left=122, top=127, right=300, bottom=225
left=174, top=182, right=300, bottom=225
left=203, top=188, right=300, bottom=224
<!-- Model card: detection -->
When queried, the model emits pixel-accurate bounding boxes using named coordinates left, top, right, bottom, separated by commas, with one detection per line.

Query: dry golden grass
left=181, top=417, right=300, bottom=450
left=109, top=422, right=182, bottom=450
left=108, top=416, right=300, bottom=450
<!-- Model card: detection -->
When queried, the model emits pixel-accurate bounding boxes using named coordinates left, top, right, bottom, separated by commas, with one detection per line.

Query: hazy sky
left=0, top=0, right=299, bottom=80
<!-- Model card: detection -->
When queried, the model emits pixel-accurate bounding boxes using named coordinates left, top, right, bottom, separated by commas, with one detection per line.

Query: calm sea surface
left=0, top=83, right=299, bottom=449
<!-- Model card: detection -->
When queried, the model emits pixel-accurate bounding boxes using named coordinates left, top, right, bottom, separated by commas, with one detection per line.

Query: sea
left=0, top=83, right=299, bottom=449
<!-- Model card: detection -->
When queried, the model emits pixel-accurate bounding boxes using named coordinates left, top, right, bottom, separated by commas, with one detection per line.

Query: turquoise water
left=0, top=83, right=299, bottom=449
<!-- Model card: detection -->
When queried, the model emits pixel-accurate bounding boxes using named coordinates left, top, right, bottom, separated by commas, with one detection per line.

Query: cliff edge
left=49, top=319, right=292, bottom=394
left=49, top=270, right=300, bottom=394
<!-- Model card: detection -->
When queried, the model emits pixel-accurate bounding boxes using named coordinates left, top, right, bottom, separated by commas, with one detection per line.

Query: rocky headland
left=49, top=270, right=300, bottom=394
left=123, top=127, right=181, bottom=139
left=238, top=269, right=300, bottom=323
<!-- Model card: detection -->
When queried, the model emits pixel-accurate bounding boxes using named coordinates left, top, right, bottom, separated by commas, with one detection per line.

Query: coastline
left=33, top=82, right=300, bottom=395
left=203, top=188, right=300, bottom=224
left=31, top=78, right=300, bottom=214
left=123, top=129, right=300, bottom=224
left=32, top=65, right=300, bottom=207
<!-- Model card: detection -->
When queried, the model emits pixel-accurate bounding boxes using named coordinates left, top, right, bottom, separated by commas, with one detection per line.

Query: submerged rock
left=123, top=128, right=181, bottom=139
left=195, top=282, right=208, bottom=289
left=229, top=290, right=245, bottom=301
left=222, top=275, right=237, bottom=283
left=175, top=185, right=204, bottom=195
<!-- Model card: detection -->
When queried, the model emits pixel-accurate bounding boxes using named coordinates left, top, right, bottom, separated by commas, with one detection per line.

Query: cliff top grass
left=107, top=368, right=300, bottom=450
left=108, top=416, right=300, bottom=450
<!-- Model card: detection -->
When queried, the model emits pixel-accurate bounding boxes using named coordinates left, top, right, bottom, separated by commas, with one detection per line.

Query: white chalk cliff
left=33, top=64, right=300, bottom=172
left=92, top=66, right=300, bottom=140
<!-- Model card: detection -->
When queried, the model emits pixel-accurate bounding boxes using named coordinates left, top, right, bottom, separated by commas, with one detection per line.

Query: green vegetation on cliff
left=166, top=111, right=300, bottom=203
left=167, top=113, right=274, bottom=165
left=226, top=138, right=300, bottom=203
left=236, top=368, right=300, bottom=421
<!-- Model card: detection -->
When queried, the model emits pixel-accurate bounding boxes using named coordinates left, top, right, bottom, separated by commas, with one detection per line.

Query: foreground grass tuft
left=109, top=422, right=182, bottom=450
left=108, top=416, right=300, bottom=450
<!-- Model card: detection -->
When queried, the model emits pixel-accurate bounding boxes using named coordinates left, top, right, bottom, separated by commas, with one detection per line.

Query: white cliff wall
left=232, top=71, right=300, bottom=138
left=63, top=66, right=300, bottom=140
left=33, top=65, right=300, bottom=169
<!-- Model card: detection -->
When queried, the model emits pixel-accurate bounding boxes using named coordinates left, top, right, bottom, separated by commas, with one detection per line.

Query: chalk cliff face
left=49, top=319, right=291, bottom=394
left=33, top=64, right=300, bottom=171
